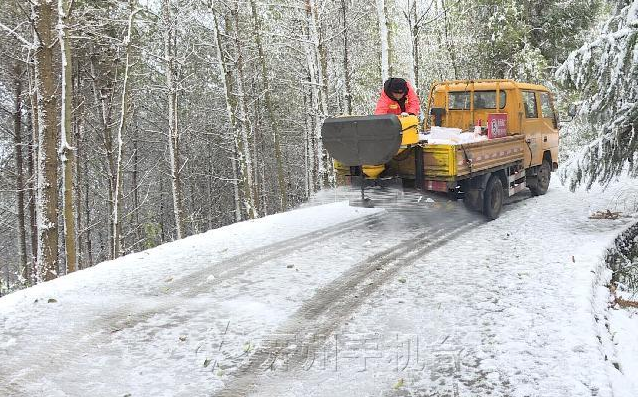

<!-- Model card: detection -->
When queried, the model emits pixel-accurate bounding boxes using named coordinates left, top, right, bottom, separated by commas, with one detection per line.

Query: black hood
left=383, top=77, right=408, bottom=99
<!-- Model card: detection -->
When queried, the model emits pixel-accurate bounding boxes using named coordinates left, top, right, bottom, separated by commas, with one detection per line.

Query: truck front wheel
left=529, top=159, right=551, bottom=196
left=483, top=175, right=503, bottom=220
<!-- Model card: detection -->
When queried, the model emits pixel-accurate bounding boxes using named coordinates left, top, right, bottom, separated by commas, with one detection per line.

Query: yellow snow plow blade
left=321, top=115, right=419, bottom=174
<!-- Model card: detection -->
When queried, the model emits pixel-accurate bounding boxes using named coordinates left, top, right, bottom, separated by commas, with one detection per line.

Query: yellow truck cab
left=321, top=79, right=560, bottom=219
left=426, top=80, right=559, bottom=173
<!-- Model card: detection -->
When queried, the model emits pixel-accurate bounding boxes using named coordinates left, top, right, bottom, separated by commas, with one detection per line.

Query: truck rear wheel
left=529, top=159, right=551, bottom=196
left=483, top=175, right=503, bottom=220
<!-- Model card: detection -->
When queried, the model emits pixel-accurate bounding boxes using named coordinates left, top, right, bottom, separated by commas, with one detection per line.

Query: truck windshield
left=448, top=91, right=506, bottom=110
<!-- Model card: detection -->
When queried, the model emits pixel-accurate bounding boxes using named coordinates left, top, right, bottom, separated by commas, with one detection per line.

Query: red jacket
left=374, top=81, right=421, bottom=115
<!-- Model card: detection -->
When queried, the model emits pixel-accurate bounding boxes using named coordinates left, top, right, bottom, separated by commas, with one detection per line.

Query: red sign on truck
left=488, top=113, right=507, bottom=139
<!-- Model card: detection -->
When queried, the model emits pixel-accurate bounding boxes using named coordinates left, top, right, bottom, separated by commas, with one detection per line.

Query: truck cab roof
left=431, top=79, right=550, bottom=93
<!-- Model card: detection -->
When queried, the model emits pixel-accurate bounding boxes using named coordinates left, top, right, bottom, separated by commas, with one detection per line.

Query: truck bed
left=424, top=135, right=526, bottom=179
left=389, top=135, right=526, bottom=181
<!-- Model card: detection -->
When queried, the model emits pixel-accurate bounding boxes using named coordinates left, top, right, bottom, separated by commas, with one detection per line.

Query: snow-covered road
left=1, top=179, right=637, bottom=397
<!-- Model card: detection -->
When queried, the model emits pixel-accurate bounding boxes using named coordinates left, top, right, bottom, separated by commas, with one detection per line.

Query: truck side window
left=522, top=91, right=538, bottom=118
left=449, top=91, right=507, bottom=110
left=473, top=91, right=506, bottom=109
left=539, top=92, right=554, bottom=119
left=448, top=92, right=470, bottom=109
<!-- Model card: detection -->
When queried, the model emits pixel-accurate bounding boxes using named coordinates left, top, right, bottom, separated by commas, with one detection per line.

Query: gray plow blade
left=321, top=115, right=402, bottom=166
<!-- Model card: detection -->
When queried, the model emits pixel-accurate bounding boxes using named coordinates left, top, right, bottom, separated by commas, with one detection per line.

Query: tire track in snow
left=216, top=218, right=482, bottom=397
left=171, top=212, right=389, bottom=298
left=95, top=212, right=390, bottom=333
left=92, top=212, right=387, bottom=328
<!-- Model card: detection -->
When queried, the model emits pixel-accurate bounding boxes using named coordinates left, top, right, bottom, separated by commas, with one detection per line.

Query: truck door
left=521, top=90, right=543, bottom=167
left=538, top=91, right=559, bottom=167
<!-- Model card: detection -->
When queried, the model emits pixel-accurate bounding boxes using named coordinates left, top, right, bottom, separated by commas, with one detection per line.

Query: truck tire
left=529, top=159, right=551, bottom=196
left=483, top=175, right=503, bottom=220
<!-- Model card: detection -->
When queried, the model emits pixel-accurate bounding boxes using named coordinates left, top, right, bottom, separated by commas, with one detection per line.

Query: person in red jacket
left=374, top=77, right=421, bottom=116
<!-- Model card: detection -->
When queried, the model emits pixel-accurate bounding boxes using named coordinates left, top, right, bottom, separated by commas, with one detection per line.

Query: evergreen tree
left=556, top=1, right=638, bottom=189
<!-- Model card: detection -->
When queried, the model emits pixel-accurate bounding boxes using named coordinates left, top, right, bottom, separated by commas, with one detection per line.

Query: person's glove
left=400, top=112, right=409, bottom=117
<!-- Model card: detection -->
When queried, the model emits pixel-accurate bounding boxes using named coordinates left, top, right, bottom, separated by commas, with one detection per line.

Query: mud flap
left=321, top=115, right=402, bottom=166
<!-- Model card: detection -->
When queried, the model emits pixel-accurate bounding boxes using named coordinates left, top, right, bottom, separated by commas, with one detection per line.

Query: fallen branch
left=589, top=209, right=622, bottom=220
left=609, top=283, right=638, bottom=308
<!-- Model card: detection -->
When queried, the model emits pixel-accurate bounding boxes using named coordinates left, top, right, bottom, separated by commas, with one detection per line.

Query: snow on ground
left=241, top=178, right=638, bottom=397
left=1, top=176, right=637, bottom=397
left=0, top=202, right=385, bottom=396
left=607, top=306, right=638, bottom=394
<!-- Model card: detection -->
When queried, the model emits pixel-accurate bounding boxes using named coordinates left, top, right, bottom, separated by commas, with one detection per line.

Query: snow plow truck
left=321, top=79, right=559, bottom=220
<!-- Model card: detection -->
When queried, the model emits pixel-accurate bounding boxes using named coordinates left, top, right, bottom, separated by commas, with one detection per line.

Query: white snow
left=607, top=307, right=638, bottom=395
left=1, top=177, right=638, bottom=397
left=422, top=126, right=489, bottom=145
left=247, top=177, right=638, bottom=397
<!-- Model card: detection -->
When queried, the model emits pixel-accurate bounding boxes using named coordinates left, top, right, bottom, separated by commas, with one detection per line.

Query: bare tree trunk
left=259, top=148, right=268, bottom=216
left=84, top=151, right=93, bottom=267
left=341, top=0, right=353, bottom=115
left=159, top=176, right=166, bottom=241
left=211, top=9, right=242, bottom=222
left=441, top=0, right=458, bottom=79
left=132, top=126, right=141, bottom=247
left=32, top=0, right=60, bottom=281
left=249, top=0, right=288, bottom=212
left=89, top=54, right=116, bottom=259
left=303, top=87, right=315, bottom=197
left=407, top=0, right=417, bottom=88
left=206, top=141, right=215, bottom=229
left=212, top=7, right=258, bottom=220
left=251, top=115, right=262, bottom=215
left=375, top=0, right=391, bottom=82
left=74, top=65, right=84, bottom=269
left=305, top=0, right=329, bottom=190
left=162, top=0, right=186, bottom=238
left=26, top=111, right=38, bottom=281
left=229, top=7, right=259, bottom=219
left=13, top=65, right=28, bottom=284
left=58, top=0, right=77, bottom=273
left=385, top=0, right=394, bottom=77
left=113, top=1, right=137, bottom=257
left=230, top=151, right=242, bottom=222
left=27, top=55, right=39, bottom=278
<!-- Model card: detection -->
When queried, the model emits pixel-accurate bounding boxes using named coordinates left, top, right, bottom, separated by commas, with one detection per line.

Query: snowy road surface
left=1, top=179, right=637, bottom=397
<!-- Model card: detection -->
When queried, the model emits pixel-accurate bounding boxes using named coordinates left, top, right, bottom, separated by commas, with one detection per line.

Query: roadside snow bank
left=593, top=220, right=638, bottom=397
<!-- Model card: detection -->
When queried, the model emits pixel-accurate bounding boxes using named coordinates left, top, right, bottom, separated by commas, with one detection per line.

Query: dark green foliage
left=557, top=1, right=638, bottom=190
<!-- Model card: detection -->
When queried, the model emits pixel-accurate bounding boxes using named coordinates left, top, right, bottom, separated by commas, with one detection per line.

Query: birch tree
left=229, top=5, right=259, bottom=219
left=210, top=7, right=242, bottom=222
left=305, top=0, right=329, bottom=189
left=113, top=0, right=138, bottom=257
left=161, top=0, right=186, bottom=238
